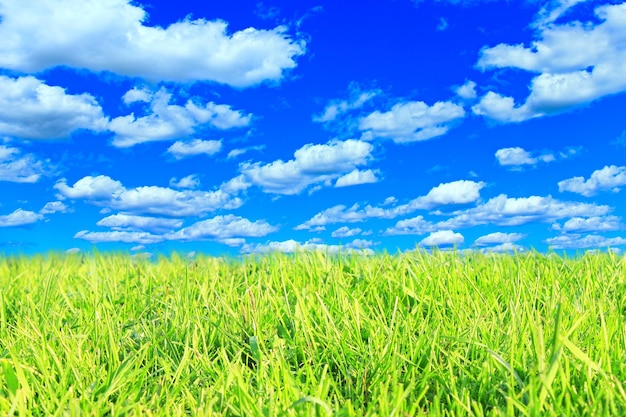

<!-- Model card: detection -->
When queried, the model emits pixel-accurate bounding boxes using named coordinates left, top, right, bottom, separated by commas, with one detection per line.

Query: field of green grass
left=1, top=250, right=626, bottom=416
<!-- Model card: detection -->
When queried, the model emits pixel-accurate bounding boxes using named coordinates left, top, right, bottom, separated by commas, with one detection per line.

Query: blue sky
left=1, top=0, right=626, bottom=256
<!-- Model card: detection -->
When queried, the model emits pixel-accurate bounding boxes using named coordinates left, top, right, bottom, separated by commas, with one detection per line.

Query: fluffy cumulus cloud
left=167, top=215, right=278, bottom=241
left=0, top=209, right=43, bottom=227
left=419, top=230, right=464, bottom=247
left=0, top=0, right=305, bottom=87
left=0, top=76, right=108, bottom=140
left=359, top=100, right=465, bottom=143
left=474, top=232, right=525, bottom=246
left=558, top=165, right=626, bottom=196
left=96, top=213, right=183, bottom=233
left=54, top=175, right=242, bottom=217
left=495, top=147, right=555, bottom=168
left=110, top=89, right=251, bottom=147
left=241, top=139, right=375, bottom=194
left=167, top=139, right=223, bottom=160
left=546, top=234, right=626, bottom=250
left=455, top=80, right=477, bottom=99
left=296, top=180, right=485, bottom=230
left=551, top=216, right=623, bottom=232
left=335, top=169, right=379, bottom=188
left=55, top=175, right=125, bottom=200
left=474, top=2, right=626, bottom=122
left=0, top=145, right=51, bottom=183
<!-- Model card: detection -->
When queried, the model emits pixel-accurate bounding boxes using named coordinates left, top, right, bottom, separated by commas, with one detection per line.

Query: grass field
left=1, top=249, right=626, bottom=416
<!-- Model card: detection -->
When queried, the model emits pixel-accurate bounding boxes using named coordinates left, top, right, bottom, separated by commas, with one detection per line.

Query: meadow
left=0, top=249, right=625, bottom=416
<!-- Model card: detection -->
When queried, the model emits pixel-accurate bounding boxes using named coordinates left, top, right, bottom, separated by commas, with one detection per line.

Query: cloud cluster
left=240, top=139, right=377, bottom=194
left=359, top=100, right=465, bottom=143
left=546, top=234, right=626, bottom=250
left=473, top=232, right=525, bottom=246
left=296, top=180, right=486, bottom=230
left=495, top=147, right=556, bottom=168
left=551, top=216, right=623, bottom=232
left=420, top=230, right=464, bottom=247
left=384, top=194, right=611, bottom=235
left=474, top=2, right=626, bottom=122
left=0, top=145, right=51, bottom=183
left=167, top=139, right=223, bottom=160
left=558, top=165, right=626, bottom=196
left=0, top=209, right=43, bottom=227
left=241, top=238, right=375, bottom=254
left=75, top=214, right=278, bottom=245
left=54, top=174, right=242, bottom=217
left=0, top=0, right=305, bottom=87
left=0, top=76, right=107, bottom=140
left=110, top=89, right=251, bottom=147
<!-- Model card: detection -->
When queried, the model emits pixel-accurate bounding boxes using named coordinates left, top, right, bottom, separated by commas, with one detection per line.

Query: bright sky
left=1, top=0, right=626, bottom=256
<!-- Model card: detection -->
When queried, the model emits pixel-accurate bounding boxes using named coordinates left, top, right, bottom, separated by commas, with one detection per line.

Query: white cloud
left=474, top=232, right=525, bottom=246
left=241, top=139, right=374, bottom=195
left=55, top=175, right=125, bottom=200
left=39, top=201, right=69, bottom=214
left=167, top=139, right=222, bottom=159
left=122, top=87, right=152, bottom=104
left=438, top=194, right=611, bottom=229
left=167, top=215, right=278, bottom=241
left=241, top=238, right=374, bottom=254
left=551, top=216, right=623, bottom=232
left=227, top=145, right=265, bottom=159
left=385, top=194, right=612, bottom=236
left=474, top=2, right=626, bottom=122
left=55, top=175, right=242, bottom=217
left=296, top=180, right=485, bottom=230
left=534, top=0, right=589, bottom=27
left=0, top=145, right=50, bottom=183
left=558, top=165, right=626, bottom=196
left=335, top=169, right=379, bottom=188
left=0, top=76, right=107, bottom=140
left=0, top=209, right=43, bottom=227
left=546, top=234, right=626, bottom=250
left=55, top=175, right=124, bottom=200
left=359, top=100, right=465, bottom=143
left=110, top=89, right=250, bottom=148
left=313, top=85, right=380, bottom=123
left=169, top=174, right=201, bottom=189
left=495, top=147, right=540, bottom=166
left=74, top=230, right=164, bottom=244
left=97, top=213, right=183, bottom=233
left=383, top=215, right=434, bottom=235
left=481, top=242, right=525, bottom=252
left=412, top=180, right=485, bottom=208
left=455, top=80, right=477, bottom=99
left=419, top=230, right=464, bottom=247
left=331, top=226, right=362, bottom=238
left=0, top=0, right=305, bottom=87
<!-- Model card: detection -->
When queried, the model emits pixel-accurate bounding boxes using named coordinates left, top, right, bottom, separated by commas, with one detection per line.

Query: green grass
left=1, top=249, right=626, bottom=416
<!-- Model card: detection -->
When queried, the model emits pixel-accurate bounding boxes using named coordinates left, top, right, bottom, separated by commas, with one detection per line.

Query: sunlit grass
left=1, top=249, right=625, bottom=416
